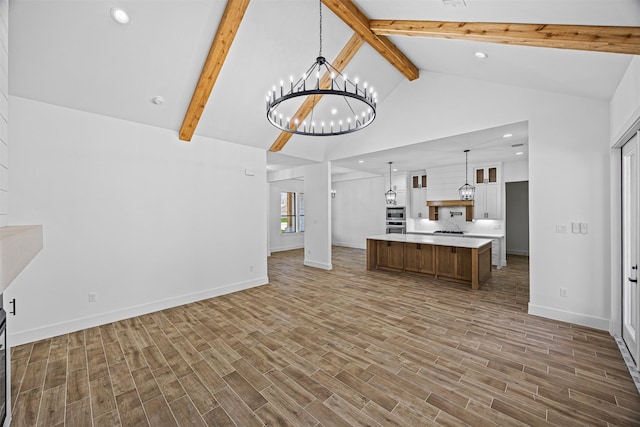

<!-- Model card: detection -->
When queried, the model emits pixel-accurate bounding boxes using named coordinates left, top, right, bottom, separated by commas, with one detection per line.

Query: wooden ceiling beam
left=322, top=0, right=419, bottom=81
left=369, top=20, right=640, bottom=55
left=179, top=0, right=251, bottom=142
left=269, top=34, right=364, bottom=152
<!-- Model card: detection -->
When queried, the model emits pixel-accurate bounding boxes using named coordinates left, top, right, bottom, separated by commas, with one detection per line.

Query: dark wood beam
left=322, top=0, right=419, bottom=81
left=179, top=0, right=251, bottom=142
left=370, top=20, right=640, bottom=55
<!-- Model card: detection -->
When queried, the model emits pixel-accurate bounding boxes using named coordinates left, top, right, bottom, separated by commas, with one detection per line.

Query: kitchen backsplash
left=408, top=207, right=503, bottom=235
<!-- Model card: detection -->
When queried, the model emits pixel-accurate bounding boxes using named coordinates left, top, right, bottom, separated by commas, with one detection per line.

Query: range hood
left=427, top=200, right=474, bottom=207
left=426, top=200, right=474, bottom=221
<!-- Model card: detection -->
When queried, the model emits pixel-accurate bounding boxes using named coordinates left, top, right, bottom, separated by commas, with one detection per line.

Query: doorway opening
left=505, top=181, right=529, bottom=257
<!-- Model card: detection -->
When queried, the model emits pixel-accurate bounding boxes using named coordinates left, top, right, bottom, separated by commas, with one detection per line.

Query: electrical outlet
left=493, top=223, right=501, bottom=230
left=580, top=223, right=588, bottom=234
left=249, top=265, right=254, bottom=272
left=88, top=292, right=96, bottom=303
left=560, top=288, right=568, bottom=298
left=571, top=222, right=580, bottom=234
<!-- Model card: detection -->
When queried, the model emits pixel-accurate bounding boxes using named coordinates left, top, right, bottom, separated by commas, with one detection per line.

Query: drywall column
left=303, top=162, right=332, bottom=270
left=609, top=57, right=640, bottom=335
left=0, top=0, right=7, bottom=226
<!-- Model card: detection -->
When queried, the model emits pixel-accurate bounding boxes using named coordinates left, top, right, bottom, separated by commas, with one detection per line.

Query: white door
left=622, top=132, right=639, bottom=366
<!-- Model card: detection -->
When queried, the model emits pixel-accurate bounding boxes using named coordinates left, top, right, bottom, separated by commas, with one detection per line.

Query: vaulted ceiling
left=9, top=0, right=640, bottom=172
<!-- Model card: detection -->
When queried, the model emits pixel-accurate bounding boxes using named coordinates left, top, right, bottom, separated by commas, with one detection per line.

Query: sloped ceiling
left=8, top=0, right=640, bottom=168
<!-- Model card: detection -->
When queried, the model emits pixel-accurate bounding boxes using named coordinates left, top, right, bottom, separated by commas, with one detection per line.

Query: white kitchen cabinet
left=473, top=165, right=501, bottom=219
left=409, top=171, right=428, bottom=219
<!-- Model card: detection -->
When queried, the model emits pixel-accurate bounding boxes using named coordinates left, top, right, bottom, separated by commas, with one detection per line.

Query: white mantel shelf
left=0, top=225, right=43, bottom=292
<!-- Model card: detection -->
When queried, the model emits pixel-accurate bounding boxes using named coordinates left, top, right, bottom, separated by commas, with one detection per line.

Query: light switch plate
left=580, top=223, right=588, bottom=234
left=571, top=222, right=580, bottom=234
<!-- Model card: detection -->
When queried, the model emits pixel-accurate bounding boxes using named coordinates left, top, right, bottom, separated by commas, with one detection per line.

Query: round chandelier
left=266, top=0, right=377, bottom=136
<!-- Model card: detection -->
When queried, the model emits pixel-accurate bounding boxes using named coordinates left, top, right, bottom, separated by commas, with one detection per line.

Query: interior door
left=622, top=131, right=639, bottom=366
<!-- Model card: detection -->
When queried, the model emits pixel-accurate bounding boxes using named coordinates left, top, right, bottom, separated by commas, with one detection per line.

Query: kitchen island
left=366, top=234, right=493, bottom=290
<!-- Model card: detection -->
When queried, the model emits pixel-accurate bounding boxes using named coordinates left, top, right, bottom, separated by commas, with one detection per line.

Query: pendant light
left=459, top=149, right=475, bottom=200
left=385, top=162, right=397, bottom=205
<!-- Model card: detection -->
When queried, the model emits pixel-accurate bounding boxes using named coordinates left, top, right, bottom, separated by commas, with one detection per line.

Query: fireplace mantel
left=0, top=225, right=43, bottom=292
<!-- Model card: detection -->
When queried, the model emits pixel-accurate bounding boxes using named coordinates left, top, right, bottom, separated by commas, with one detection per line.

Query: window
left=280, top=192, right=304, bottom=233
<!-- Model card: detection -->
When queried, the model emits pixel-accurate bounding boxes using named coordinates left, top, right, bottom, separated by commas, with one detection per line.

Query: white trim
left=528, top=303, right=609, bottom=331
left=303, top=259, right=333, bottom=270
left=270, top=244, right=304, bottom=253
left=612, top=106, right=640, bottom=149
left=506, top=249, right=529, bottom=256
left=9, top=277, right=269, bottom=347
left=332, top=241, right=366, bottom=250
left=610, top=145, right=623, bottom=337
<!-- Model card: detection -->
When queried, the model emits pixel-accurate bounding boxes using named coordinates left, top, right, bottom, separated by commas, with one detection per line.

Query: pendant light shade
left=459, top=150, right=475, bottom=200
left=385, top=162, right=397, bottom=205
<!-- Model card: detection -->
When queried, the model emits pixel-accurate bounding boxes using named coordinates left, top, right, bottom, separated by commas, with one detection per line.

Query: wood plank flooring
left=10, top=247, right=640, bottom=426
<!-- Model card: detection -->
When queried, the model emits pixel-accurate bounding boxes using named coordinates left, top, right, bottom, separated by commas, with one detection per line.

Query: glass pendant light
left=459, top=149, right=475, bottom=200
left=385, top=162, right=397, bottom=205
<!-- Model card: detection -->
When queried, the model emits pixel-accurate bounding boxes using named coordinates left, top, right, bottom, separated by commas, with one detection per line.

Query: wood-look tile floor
left=10, top=247, right=640, bottom=426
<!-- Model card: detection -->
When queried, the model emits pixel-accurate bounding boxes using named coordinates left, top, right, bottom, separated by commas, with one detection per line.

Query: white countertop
left=367, top=234, right=493, bottom=249
left=408, top=231, right=505, bottom=239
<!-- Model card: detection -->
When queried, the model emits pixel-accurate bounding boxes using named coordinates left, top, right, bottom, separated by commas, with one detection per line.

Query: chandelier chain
left=318, top=0, right=323, bottom=57
left=265, top=0, right=377, bottom=137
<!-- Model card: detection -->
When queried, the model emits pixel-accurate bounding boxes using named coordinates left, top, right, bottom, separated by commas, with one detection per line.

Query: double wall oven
left=386, top=207, right=406, bottom=234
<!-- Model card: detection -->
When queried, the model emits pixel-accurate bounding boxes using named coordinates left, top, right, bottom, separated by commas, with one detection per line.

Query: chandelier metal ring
left=265, top=0, right=377, bottom=137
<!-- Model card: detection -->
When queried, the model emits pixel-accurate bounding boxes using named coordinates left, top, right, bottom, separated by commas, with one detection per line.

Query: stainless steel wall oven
left=386, top=207, right=406, bottom=234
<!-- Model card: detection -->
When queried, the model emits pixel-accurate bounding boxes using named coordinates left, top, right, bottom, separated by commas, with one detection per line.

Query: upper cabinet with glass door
left=473, top=165, right=501, bottom=219
left=409, top=171, right=428, bottom=219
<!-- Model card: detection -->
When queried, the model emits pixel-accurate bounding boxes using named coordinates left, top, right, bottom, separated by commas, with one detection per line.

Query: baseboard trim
left=528, top=303, right=609, bottom=331
left=9, top=277, right=269, bottom=346
left=270, top=244, right=304, bottom=253
left=304, top=259, right=333, bottom=270
left=506, top=250, right=529, bottom=256
left=332, top=242, right=366, bottom=250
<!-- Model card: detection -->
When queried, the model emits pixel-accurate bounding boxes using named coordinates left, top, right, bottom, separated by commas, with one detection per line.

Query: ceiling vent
left=442, top=0, right=467, bottom=7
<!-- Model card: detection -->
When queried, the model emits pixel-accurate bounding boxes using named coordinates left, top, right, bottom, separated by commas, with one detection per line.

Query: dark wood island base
left=367, top=234, right=492, bottom=290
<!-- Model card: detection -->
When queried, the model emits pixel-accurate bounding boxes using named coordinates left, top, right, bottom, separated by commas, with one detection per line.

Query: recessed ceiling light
left=516, top=151, right=524, bottom=156
left=503, top=133, right=513, bottom=138
left=474, top=51, right=488, bottom=59
left=110, top=7, right=130, bottom=24
left=393, top=168, right=398, bottom=172
left=358, top=160, right=364, bottom=163
left=151, top=96, right=164, bottom=105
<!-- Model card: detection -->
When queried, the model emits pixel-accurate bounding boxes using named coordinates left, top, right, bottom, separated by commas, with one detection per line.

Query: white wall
left=331, top=176, right=385, bottom=249
left=5, top=97, right=268, bottom=345
left=269, top=179, right=304, bottom=252
left=610, top=56, right=640, bottom=144
left=503, top=159, right=529, bottom=183
left=608, top=57, right=640, bottom=336
left=303, top=162, right=332, bottom=270
left=327, top=72, right=611, bottom=329
left=0, top=0, right=7, bottom=227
